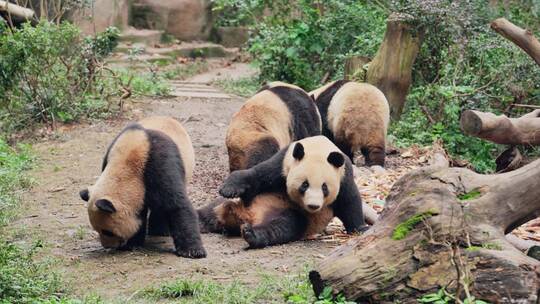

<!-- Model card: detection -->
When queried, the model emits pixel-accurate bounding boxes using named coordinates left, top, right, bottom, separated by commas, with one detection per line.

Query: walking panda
left=309, top=81, right=389, bottom=166
left=199, top=136, right=368, bottom=248
left=79, top=116, right=206, bottom=258
left=226, top=81, right=321, bottom=172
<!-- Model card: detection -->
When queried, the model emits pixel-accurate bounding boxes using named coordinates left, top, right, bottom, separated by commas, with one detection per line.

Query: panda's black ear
left=79, top=189, right=89, bottom=202
left=95, top=199, right=116, bottom=213
left=292, top=143, right=305, bottom=160
left=327, top=152, right=344, bottom=168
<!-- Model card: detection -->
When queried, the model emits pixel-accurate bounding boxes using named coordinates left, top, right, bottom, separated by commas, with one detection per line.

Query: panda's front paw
left=175, top=245, right=207, bottom=259
left=241, top=224, right=267, bottom=249
left=219, top=170, right=252, bottom=198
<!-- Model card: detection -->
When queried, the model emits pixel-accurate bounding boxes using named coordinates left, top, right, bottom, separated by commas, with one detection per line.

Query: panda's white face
left=284, top=138, right=345, bottom=213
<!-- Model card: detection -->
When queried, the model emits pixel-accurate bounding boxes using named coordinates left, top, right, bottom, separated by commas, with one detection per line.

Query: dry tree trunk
left=310, top=154, right=540, bottom=303
left=366, top=13, right=424, bottom=120
left=491, top=18, right=540, bottom=66
left=0, top=1, right=34, bottom=20
left=460, top=109, right=540, bottom=145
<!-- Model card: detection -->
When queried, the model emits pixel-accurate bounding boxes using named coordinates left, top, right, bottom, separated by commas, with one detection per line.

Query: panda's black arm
left=332, top=161, right=368, bottom=233
left=219, top=147, right=288, bottom=204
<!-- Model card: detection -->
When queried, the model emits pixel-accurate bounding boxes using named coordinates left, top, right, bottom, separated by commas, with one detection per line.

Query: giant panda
left=199, top=136, right=367, bottom=248
left=309, top=80, right=390, bottom=166
left=79, top=116, right=206, bottom=259
left=226, top=81, right=321, bottom=172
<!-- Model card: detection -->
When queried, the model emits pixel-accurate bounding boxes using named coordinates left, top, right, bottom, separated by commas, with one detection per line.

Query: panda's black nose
left=307, top=204, right=320, bottom=210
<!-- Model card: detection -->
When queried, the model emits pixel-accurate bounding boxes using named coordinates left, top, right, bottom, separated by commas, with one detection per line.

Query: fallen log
left=0, top=1, right=34, bottom=20
left=491, top=18, right=540, bottom=67
left=366, top=13, right=424, bottom=120
left=460, top=109, right=540, bottom=145
left=310, top=153, right=540, bottom=302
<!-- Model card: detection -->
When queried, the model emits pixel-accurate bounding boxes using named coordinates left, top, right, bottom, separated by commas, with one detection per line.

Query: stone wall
left=131, top=0, right=212, bottom=41
left=71, top=0, right=130, bottom=36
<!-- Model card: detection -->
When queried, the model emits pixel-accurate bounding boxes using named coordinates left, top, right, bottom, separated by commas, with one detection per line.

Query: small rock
left=370, top=165, right=386, bottom=174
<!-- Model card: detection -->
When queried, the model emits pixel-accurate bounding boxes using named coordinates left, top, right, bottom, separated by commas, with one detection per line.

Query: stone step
left=146, top=43, right=237, bottom=59
left=106, top=54, right=174, bottom=65
left=119, top=28, right=164, bottom=45
left=169, top=89, right=231, bottom=99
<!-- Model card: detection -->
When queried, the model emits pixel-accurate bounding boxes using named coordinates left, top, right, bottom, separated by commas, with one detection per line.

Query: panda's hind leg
left=362, top=144, right=385, bottom=167
left=242, top=208, right=307, bottom=249
left=148, top=209, right=170, bottom=236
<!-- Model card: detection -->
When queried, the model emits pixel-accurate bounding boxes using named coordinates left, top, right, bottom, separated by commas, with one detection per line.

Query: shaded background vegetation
left=214, top=0, right=540, bottom=173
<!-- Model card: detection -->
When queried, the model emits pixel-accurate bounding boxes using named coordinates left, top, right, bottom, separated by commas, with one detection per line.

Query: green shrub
left=0, top=21, right=119, bottom=135
left=248, top=0, right=386, bottom=90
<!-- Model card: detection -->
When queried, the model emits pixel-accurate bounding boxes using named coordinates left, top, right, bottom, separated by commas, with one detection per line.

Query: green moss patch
left=392, top=211, right=435, bottom=240
left=458, top=189, right=482, bottom=201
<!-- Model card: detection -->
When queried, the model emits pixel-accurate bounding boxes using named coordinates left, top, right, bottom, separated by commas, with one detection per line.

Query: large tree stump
left=460, top=109, right=540, bottom=145
left=344, top=56, right=371, bottom=82
left=491, top=18, right=540, bottom=67
left=310, top=154, right=540, bottom=303
left=366, top=13, right=424, bottom=120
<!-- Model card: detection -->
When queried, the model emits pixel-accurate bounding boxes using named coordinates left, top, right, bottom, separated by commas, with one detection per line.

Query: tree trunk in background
left=460, top=109, right=540, bottom=145
left=491, top=18, right=540, bottom=67
left=309, top=153, right=540, bottom=303
left=366, top=13, right=424, bottom=120
left=343, top=56, right=371, bottom=82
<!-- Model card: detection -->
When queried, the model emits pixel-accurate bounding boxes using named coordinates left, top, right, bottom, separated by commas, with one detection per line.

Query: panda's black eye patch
left=102, top=229, right=115, bottom=237
left=299, top=181, right=309, bottom=194
left=322, top=183, right=329, bottom=197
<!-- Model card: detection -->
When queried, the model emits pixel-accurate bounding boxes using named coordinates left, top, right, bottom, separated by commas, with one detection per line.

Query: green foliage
left=212, top=0, right=291, bottom=27
left=248, top=0, right=386, bottom=90
left=0, top=22, right=119, bottom=135
left=0, top=241, right=63, bottom=303
left=142, top=272, right=316, bottom=303
left=392, top=211, right=434, bottom=240
left=288, top=287, right=355, bottom=304
left=418, top=288, right=489, bottom=304
left=0, top=139, right=33, bottom=226
left=213, top=76, right=261, bottom=97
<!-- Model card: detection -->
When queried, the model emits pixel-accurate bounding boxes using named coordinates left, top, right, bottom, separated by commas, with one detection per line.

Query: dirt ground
left=10, top=67, right=344, bottom=301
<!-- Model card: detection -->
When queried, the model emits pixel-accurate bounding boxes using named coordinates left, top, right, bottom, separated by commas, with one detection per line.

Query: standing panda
left=79, top=116, right=206, bottom=259
left=226, top=81, right=321, bottom=172
left=200, top=136, right=368, bottom=248
left=309, top=80, right=390, bottom=166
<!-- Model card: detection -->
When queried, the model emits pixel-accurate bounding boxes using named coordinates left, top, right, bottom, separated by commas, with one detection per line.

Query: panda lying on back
left=79, top=116, right=206, bottom=259
left=200, top=136, right=368, bottom=248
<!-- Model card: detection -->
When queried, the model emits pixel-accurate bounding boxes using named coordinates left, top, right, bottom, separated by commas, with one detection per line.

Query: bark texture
left=491, top=17, right=540, bottom=66
left=460, top=109, right=540, bottom=145
left=366, top=13, right=424, bottom=120
left=310, top=154, right=540, bottom=303
left=344, top=56, right=370, bottom=82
